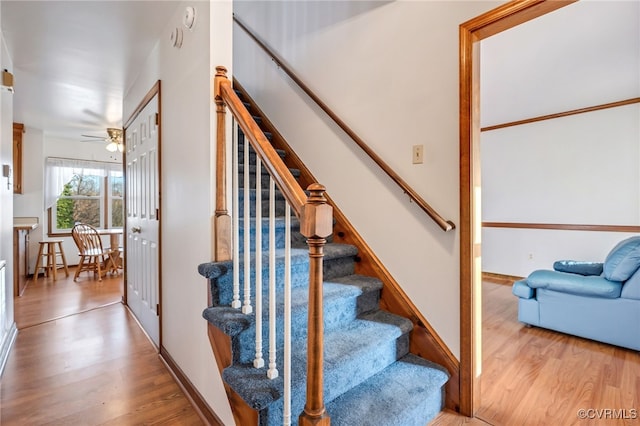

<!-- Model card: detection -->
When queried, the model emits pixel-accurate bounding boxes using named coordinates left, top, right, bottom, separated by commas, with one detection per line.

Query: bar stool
left=33, top=240, right=69, bottom=281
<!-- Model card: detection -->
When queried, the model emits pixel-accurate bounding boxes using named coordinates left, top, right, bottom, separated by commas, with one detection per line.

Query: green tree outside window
left=55, top=173, right=102, bottom=230
left=56, top=182, right=75, bottom=229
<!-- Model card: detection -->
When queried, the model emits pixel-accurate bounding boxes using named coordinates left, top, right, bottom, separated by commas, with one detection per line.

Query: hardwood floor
left=7, top=271, right=638, bottom=425
left=1, top=268, right=203, bottom=425
left=477, top=281, right=640, bottom=426
left=430, top=409, right=492, bottom=425
left=14, top=269, right=123, bottom=329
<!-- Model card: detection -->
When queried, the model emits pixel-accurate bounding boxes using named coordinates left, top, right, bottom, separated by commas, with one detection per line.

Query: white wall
left=481, top=1, right=640, bottom=277
left=0, top=14, right=16, bottom=354
left=123, top=1, right=234, bottom=424
left=233, top=1, right=501, bottom=359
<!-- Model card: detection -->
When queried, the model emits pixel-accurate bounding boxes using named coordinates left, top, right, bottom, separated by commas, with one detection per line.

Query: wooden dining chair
left=71, top=223, right=116, bottom=282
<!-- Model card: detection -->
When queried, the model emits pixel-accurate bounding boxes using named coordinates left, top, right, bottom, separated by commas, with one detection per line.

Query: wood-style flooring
left=5, top=271, right=639, bottom=425
left=476, top=280, right=640, bottom=426
left=14, top=269, right=123, bottom=329
left=1, top=268, right=203, bottom=425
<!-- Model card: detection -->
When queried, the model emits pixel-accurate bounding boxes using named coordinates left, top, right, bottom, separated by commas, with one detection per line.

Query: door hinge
left=155, top=113, right=159, bottom=126
left=156, top=208, right=159, bottom=220
left=156, top=303, right=160, bottom=315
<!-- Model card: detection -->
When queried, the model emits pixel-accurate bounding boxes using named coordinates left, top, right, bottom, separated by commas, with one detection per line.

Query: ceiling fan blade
left=81, top=134, right=106, bottom=139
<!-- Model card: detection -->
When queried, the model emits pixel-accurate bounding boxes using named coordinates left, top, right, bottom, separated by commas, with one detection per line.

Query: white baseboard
left=0, top=322, right=18, bottom=377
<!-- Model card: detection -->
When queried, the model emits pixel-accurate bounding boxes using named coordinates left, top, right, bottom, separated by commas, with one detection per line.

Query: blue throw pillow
left=603, top=236, right=640, bottom=282
left=553, top=260, right=603, bottom=276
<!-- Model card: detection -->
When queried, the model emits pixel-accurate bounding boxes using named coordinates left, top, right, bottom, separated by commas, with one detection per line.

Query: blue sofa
left=512, top=236, right=640, bottom=351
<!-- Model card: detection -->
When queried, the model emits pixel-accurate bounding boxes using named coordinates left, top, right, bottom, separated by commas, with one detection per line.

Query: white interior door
left=125, top=94, right=160, bottom=346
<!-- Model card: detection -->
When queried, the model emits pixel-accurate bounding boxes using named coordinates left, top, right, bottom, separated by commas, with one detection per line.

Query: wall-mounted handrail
left=233, top=14, right=455, bottom=232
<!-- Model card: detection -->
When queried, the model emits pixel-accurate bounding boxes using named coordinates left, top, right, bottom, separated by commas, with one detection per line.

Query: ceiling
left=3, top=1, right=637, bottom=143
left=1, top=1, right=180, bottom=141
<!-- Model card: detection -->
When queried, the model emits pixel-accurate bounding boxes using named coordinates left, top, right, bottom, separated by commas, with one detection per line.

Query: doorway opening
left=458, top=0, right=576, bottom=416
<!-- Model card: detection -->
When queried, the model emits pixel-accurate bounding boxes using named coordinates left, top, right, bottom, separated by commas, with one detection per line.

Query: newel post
left=299, top=184, right=333, bottom=426
left=214, top=66, right=232, bottom=262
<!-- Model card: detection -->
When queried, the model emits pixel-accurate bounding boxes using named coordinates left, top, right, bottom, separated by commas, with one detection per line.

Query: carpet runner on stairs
left=199, top=91, right=449, bottom=425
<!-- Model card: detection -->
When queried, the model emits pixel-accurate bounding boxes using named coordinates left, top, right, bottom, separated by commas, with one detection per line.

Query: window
left=109, top=171, right=124, bottom=228
left=55, top=173, right=102, bottom=230
left=45, top=157, right=123, bottom=234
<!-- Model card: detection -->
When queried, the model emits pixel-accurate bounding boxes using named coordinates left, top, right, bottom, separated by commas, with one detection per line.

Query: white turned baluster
left=267, top=177, right=278, bottom=379
left=283, top=202, right=292, bottom=425
left=231, top=122, right=240, bottom=309
left=242, top=133, right=252, bottom=314
left=253, top=157, right=264, bottom=368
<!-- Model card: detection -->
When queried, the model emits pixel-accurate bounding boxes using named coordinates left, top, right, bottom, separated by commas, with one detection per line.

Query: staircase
left=199, top=86, right=449, bottom=425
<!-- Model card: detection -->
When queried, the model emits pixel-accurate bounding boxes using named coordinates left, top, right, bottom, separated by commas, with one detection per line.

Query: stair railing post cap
left=215, top=66, right=228, bottom=77
left=301, top=183, right=332, bottom=239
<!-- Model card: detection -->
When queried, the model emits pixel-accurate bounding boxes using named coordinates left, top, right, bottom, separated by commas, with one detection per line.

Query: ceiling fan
left=81, top=127, right=124, bottom=152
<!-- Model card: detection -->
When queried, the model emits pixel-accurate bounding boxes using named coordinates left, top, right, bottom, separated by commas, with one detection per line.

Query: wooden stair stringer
left=207, top=323, right=260, bottom=425
left=233, top=78, right=461, bottom=413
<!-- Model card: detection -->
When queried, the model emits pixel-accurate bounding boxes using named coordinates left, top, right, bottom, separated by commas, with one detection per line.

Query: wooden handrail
left=214, top=66, right=331, bottom=425
left=219, top=81, right=307, bottom=216
left=233, top=15, right=455, bottom=232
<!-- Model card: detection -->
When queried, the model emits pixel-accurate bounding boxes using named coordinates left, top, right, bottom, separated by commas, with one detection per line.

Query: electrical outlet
left=412, top=145, right=424, bottom=164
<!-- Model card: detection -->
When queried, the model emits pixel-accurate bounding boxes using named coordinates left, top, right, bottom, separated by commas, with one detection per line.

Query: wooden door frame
left=123, top=80, right=162, bottom=349
left=458, top=0, right=577, bottom=416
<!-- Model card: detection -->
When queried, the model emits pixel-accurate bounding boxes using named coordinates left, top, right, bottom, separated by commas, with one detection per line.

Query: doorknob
left=131, top=226, right=142, bottom=233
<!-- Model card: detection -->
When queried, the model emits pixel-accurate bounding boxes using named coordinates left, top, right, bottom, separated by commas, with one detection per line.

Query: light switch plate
left=412, top=145, right=424, bottom=164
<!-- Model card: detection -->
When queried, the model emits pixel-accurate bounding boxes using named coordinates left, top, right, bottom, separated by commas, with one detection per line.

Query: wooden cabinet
left=13, top=229, right=28, bottom=297
left=12, top=123, right=24, bottom=194
left=13, top=220, right=37, bottom=297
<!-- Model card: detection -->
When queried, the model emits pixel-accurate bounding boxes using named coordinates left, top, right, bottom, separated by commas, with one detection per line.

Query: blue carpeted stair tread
left=202, top=306, right=252, bottom=336
left=325, top=354, right=449, bottom=426
left=239, top=163, right=301, bottom=178
left=238, top=216, right=302, bottom=253
left=222, top=310, right=414, bottom=414
left=327, top=274, right=382, bottom=292
left=199, top=243, right=361, bottom=306
left=239, top=164, right=301, bottom=191
left=198, top=247, right=308, bottom=280
left=239, top=188, right=286, bottom=200
left=238, top=126, right=272, bottom=141
left=322, top=243, right=358, bottom=260
left=202, top=279, right=375, bottom=338
left=199, top=243, right=358, bottom=280
left=238, top=216, right=300, bottom=231
left=238, top=141, right=282, bottom=157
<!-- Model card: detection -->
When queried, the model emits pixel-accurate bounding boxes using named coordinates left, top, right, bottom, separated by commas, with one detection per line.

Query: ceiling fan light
left=106, top=141, right=119, bottom=152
